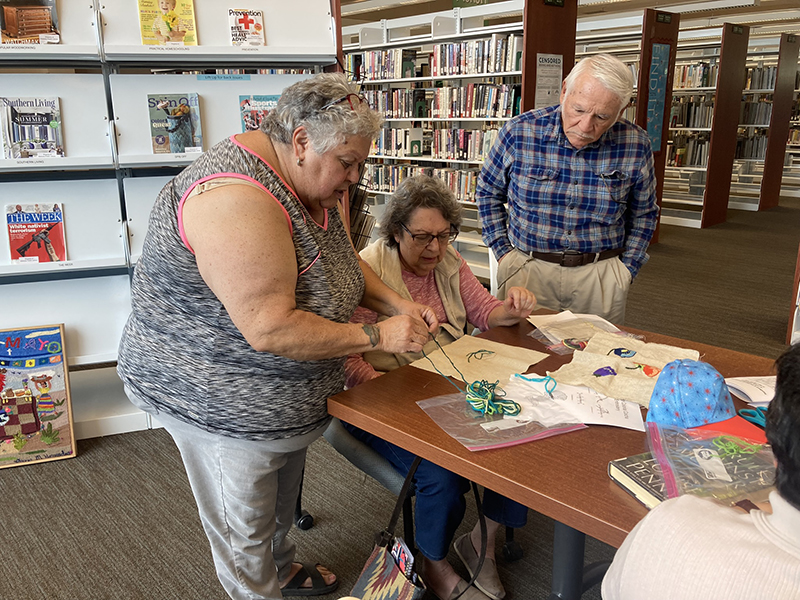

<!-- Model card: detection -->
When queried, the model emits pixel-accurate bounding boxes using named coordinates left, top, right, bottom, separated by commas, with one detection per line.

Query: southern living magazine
left=6, top=203, right=67, bottom=264
left=147, top=93, right=202, bottom=154
left=0, top=0, right=60, bottom=44
left=228, top=8, right=265, bottom=46
left=239, top=95, right=278, bottom=132
left=0, top=96, right=64, bottom=159
left=137, top=0, right=197, bottom=46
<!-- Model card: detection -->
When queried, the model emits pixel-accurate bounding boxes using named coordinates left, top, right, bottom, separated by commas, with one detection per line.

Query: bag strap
left=451, top=482, right=487, bottom=600
left=375, top=455, right=422, bottom=548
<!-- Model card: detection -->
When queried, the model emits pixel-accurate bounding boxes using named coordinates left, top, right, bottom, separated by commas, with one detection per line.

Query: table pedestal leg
left=548, top=521, right=611, bottom=600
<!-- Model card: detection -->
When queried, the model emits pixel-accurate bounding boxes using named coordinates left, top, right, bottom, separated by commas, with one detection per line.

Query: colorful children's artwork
left=0, top=324, right=76, bottom=469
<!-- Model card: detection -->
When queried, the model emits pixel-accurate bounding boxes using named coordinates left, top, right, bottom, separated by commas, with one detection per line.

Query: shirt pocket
left=516, top=167, right=560, bottom=209
left=598, top=169, right=632, bottom=205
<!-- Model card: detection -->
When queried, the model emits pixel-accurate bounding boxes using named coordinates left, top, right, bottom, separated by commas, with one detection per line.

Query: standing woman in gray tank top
left=117, top=72, right=439, bottom=600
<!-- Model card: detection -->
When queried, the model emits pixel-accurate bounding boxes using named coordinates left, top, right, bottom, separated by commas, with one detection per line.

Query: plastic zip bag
left=417, top=392, right=586, bottom=451
left=646, top=421, right=775, bottom=506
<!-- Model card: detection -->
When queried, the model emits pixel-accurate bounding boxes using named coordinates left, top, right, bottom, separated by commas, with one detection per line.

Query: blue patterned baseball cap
left=646, top=359, right=735, bottom=428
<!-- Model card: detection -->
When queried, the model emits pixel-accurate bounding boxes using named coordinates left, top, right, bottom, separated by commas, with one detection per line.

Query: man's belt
left=526, top=248, right=624, bottom=268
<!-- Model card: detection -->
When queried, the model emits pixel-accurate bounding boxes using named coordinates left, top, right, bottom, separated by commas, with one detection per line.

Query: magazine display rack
left=343, top=0, right=578, bottom=281
left=0, top=0, right=336, bottom=439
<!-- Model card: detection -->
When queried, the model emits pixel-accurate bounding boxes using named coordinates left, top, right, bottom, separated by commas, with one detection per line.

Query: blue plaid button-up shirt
left=476, top=105, right=658, bottom=278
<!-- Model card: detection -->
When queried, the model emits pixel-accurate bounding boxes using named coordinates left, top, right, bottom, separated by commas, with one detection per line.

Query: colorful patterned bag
left=350, top=457, right=426, bottom=600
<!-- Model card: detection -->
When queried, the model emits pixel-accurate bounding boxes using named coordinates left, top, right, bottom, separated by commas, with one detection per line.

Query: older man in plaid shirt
left=476, top=53, right=658, bottom=325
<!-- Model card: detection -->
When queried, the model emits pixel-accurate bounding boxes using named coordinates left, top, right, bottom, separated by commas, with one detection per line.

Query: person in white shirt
left=602, top=344, right=800, bottom=600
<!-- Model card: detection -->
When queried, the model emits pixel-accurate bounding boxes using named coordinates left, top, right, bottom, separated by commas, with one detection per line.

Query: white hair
left=564, top=54, right=634, bottom=110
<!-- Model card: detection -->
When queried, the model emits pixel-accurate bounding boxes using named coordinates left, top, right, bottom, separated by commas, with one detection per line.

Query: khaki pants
left=497, top=248, right=632, bottom=325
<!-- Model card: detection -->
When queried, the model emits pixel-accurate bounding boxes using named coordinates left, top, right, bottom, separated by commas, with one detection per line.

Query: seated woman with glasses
left=344, top=175, right=536, bottom=600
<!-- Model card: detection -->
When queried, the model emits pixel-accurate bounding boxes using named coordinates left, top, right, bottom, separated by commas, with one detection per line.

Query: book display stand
left=0, top=0, right=336, bottom=439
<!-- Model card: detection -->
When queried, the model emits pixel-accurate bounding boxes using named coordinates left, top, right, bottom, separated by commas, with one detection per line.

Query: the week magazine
left=6, top=203, right=67, bottom=264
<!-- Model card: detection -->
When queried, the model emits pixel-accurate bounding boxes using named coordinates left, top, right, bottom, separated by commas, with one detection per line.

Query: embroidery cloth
left=548, top=331, right=700, bottom=408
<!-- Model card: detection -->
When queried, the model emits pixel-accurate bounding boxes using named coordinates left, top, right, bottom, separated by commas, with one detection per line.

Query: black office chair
left=295, top=417, right=523, bottom=561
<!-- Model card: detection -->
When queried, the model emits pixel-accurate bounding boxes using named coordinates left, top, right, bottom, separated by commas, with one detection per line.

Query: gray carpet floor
left=1, top=199, right=798, bottom=600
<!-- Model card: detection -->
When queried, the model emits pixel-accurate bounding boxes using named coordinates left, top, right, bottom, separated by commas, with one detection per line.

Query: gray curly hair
left=379, top=175, right=462, bottom=248
left=564, top=53, right=634, bottom=111
left=261, top=72, right=383, bottom=155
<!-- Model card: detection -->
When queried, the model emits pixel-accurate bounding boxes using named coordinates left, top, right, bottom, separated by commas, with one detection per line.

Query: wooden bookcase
left=341, top=0, right=578, bottom=281
left=634, top=9, right=680, bottom=243
left=0, top=0, right=336, bottom=439
left=661, top=23, right=750, bottom=229
left=731, top=33, right=800, bottom=211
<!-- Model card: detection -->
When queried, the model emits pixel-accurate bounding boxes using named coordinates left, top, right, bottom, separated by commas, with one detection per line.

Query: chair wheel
left=502, top=541, right=523, bottom=562
left=295, top=511, right=314, bottom=531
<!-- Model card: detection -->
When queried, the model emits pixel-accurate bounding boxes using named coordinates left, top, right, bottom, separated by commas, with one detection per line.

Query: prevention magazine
left=228, top=8, right=265, bottom=46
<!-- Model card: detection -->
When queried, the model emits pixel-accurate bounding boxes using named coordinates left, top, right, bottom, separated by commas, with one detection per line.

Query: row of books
left=362, top=83, right=521, bottom=120
left=0, top=0, right=267, bottom=48
left=364, top=163, right=480, bottom=203
left=669, top=95, right=714, bottom=129
left=430, top=126, right=499, bottom=163
left=744, top=66, right=778, bottom=91
left=667, top=134, right=709, bottom=168
left=430, top=34, right=523, bottom=77
left=673, top=62, right=719, bottom=90
left=740, top=100, right=773, bottom=126
left=355, top=48, right=417, bottom=81
left=154, top=68, right=312, bottom=76
left=789, top=129, right=800, bottom=145
left=1, top=92, right=279, bottom=159
left=352, top=32, right=524, bottom=81
left=736, top=130, right=769, bottom=160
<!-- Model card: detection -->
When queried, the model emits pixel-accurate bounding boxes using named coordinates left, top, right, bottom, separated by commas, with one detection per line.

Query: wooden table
left=327, top=321, right=775, bottom=598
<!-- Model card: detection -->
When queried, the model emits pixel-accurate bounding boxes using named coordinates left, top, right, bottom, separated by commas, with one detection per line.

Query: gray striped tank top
left=117, top=135, right=365, bottom=440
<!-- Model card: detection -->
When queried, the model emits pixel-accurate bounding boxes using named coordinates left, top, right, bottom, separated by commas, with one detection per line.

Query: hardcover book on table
left=5, top=203, right=67, bottom=264
left=0, top=0, right=59, bottom=44
left=608, top=451, right=667, bottom=509
left=147, top=93, right=202, bottom=154
left=0, top=96, right=64, bottom=159
left=239, top=94, right=278, bottom=132
left=137, top=0, right=197, bottom=46
left=228, top=8, right=265, bottom=47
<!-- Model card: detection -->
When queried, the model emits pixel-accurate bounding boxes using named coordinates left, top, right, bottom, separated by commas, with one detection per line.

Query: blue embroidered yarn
left=646, top=359, right=735, bottom=428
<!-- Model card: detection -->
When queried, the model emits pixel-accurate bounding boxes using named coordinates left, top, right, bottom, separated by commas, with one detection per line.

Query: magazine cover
left=137, top=0, right=197, bottom=46
left=228, top=8, right=265, bottom=46
left=0, top=97, right=64, bottom=159
left=0, top=324, right=77, bottom=469
left=239, top=94, right=278, bottom=132
left=147, top=93, right=202, bottom=154
left=0, top=0, right=60, bottom=44
left=6, top=203, right=67, bottom=263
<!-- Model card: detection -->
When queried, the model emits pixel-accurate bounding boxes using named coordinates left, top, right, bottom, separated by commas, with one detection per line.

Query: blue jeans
left=343, top=423, right=528, bottom=561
